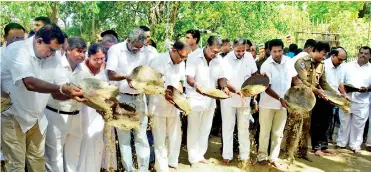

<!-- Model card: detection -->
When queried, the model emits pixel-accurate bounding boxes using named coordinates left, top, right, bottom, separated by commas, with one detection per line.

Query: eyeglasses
left=176, top=50, right=188, bottom=59
left=91, top=57, right=106, bottom=62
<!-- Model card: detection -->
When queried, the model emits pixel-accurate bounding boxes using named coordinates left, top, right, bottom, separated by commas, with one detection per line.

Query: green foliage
left=0, top=1, right=370, bottom=56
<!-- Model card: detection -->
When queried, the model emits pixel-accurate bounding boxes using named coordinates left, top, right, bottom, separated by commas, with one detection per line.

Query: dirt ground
left=176, top=136, right=371, bottom=172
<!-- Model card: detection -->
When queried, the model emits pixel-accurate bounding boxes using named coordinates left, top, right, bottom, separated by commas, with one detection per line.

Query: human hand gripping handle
left=165, top=88, right=175, bottom=105
left=61, top=83, right=87, bottom=102
left=279, top=97, right=289, bottom=108
left=125, top=75, right=135, bottom=89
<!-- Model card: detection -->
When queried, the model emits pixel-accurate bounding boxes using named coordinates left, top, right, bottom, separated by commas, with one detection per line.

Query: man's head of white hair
left=128, top=28, right=146, bottom=45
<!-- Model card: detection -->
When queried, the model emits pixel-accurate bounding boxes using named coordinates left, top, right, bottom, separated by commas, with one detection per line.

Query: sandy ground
left=176, top=136, right=371, bottom=172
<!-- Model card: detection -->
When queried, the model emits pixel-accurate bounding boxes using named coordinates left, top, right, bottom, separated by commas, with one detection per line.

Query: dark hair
left=359, top=46, right=371, bottom=54
left=88, top=43, right=105, bottom=56
left=222, top=38, right=230, bottom=44
left=100, top=30, right=118, bottom=40
left=62, top=32, right=68, bottom=39
left=35, top=24, right=65, bottom=44
left=304, top=39, right=316, bottom=49
left=246, top=39, right=253, bottom=47
left=34, top=16, right=51, bottom=25
left=289, top=44, right=298, bottom=52
left=329, top=46, right=348, bottom=57
left=149, top=39, right=157, bottom=49
left=206, top=35, right=222, bottom=47
left=67, top=36, right=87, bottom=50
left=313, top=41, right=330, bottom=53
left=294, top=48, right=303, bottom=56
left=268, top=39, right=284, bottom=50
left=139, top=26, right=150, bottom=32
left=186, top=29, right=201, bottom=44
left=4, top=23, right=25, bottom=37
left=28, top=30, right=35, bottom=38
left=264, top=40, right=270, bottom=49
left=173, top=40, right=187, bottom=50
left=233, top=37, right=247, bottom=46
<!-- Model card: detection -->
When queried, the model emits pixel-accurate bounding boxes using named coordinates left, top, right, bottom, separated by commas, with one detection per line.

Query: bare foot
left=199, top=159, right=209, bottom=164
left=322, top=149, right=336, bottom=154
left=314, top=150, right=324, bottom=157
left=353, top=149, right=361, bottom=154
left=222, top=159, right=230, bottom=164
left=270, top=161, right=283, bottom=170
left=258, top=160, right=269, bottom=165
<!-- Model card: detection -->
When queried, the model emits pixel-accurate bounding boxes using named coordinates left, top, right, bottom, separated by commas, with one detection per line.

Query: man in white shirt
left=149, top=40, right=190, bottom=172
left=1, top=24, right=84, bottom=172
left=220, top=38, right=257, bottom=164
left=292, top=39, right=316, bottom=63
left=44, top=36, right=90, bottom=172
left=185, top=29, right=201, bottom=52
left=311, top=47, right=347, bottom=156
left=185, top=36, right=227, bottom=165
left=106, top=28, right=152, bottom=172
left=257, top=39, right=302, bottom=168
left=337, top=46, right=371, bottom=154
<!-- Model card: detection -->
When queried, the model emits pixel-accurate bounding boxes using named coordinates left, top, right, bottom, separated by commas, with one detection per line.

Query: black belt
left=121, top=92, right=140, bottom=96
left=46, top=106, right=80, bottom=115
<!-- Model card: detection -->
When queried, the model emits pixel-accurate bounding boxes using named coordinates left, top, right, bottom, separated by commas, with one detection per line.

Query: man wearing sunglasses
left=106, top=28, right=152, bottom=172
left=148, top=39, right=190, bottom=172
left=1, top=24, right=84, bottom=172
left=185, top=36, right=227, bottom=165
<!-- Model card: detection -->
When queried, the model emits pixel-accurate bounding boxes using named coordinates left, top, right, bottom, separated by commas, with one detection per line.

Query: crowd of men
left=1, top=16, right=371, bottom=172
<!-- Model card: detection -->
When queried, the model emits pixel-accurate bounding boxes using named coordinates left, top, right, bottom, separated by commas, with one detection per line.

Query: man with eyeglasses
left=106, top=28, right=152, bottom=172
left=1, top=24, right=84, bottom=172
left=148, top=39, right=190, bottom=172
left=323, top=47, right=347, bottom=146
left=220, top=38, right=257, bottom=165
left=44, top=36, right=90, bottom=172
left=185, top=36, right=228, bottom=165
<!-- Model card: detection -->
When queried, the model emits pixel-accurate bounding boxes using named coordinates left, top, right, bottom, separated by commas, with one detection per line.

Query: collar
left=166, top=51, right=175, bottom=65
left=232, top=51, right=244, bottom=60
left=267, top=55, right=288, bottom=64
left=61, top=55, right=82, bottom=72
left=356, top=61, right=370, bottom=67
left=325, top=58, right=336, bottom=69
left=26, top=37, right=36, bottom=58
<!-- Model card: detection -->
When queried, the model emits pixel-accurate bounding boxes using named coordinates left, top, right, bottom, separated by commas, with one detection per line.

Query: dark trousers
left=311, top=97, right=334, bottom=151
left=327, top=107, right=340, bottom=142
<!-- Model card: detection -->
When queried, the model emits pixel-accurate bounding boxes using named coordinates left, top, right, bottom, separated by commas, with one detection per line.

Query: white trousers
left=152, top=115, right=181, bottom=172
left=116, top=94, right=150, bottom=172
left=220, top=103, right=250, bottom=160
left=366, top=105, right=371, bottom=146
left=78, top=105, right=105, bottom=172
left=336, top=102, right=369, bottom=150
left=45, top=109, right=83, bottom=172
left=257, top=108, right=287, bottom=162
left=187, top=109, right=215, bottom=164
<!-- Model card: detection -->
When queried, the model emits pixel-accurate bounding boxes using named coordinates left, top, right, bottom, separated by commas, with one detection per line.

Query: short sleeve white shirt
left=185, top=48, right=224, bottom=111
left=324, top=58, right=344, bottom=93
left=47, top=55, right=91, bottom=112
left=106, top=40, right=154, bottom=94
left=148, top=52, right=185, bottom=117
left=1, top=37, right=69, bottom=133
left=259, top=55, right=297, bottom=109
left=342, top=61, right=371, bottom=104
left=221, top=51, right=257, bottom=107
